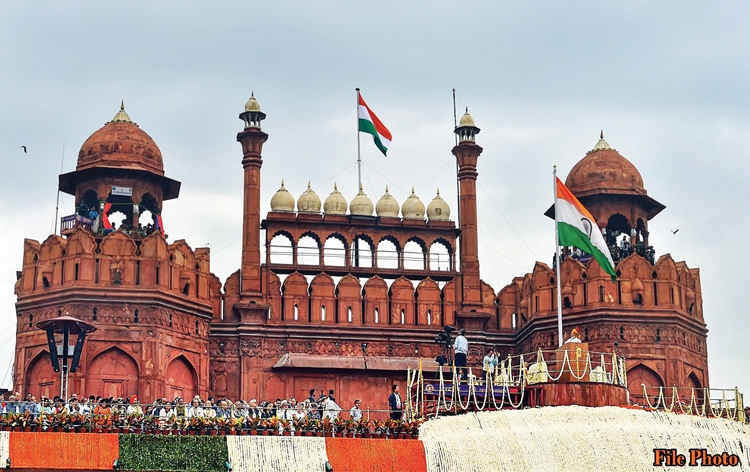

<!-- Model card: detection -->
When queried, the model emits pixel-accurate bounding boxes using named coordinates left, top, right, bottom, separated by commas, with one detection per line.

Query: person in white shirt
left=565, top=327, right=582, bottom=344
left=323, top=395, right=341, bottom=420
left=349, top=399, right=362, bottom=422
left=453, top=328, right=469, bottom=381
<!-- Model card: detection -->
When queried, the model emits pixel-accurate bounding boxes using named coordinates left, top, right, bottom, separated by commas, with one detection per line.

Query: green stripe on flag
left=359, top=118, right=388, bottom=156
left=558, top=222, right=616, bottom=281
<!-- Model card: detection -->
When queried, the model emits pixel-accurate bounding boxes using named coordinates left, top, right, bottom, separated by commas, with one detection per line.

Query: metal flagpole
left=356, top=88, right=362, bottom=189
left=54, top=142, right=65, bottom=235
left=453, top=88, right=461, bottom=271
left=553, top=165, right=564, bottom=347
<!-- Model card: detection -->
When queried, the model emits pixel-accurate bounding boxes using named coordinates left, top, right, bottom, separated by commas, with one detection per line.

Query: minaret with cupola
left=452, top=108, right=489, bottom=328
left=236, top=94, right=268, bottom=299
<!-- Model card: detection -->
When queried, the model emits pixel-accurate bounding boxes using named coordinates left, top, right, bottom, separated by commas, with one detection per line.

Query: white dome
left=270, top=180, right=295, bottom=212
left=375, top=186, right=399, bottom=217
left=297, top=181, right=321, bottom=213
left=324, top=183, right=347, bottom=215
left=349, top=184, right=374, bottom=216
left=426, top=188, right=450, bottom=221
left=401, top=187, right=425, bottom=220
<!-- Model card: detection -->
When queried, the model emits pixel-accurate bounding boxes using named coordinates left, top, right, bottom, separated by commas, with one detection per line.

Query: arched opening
left=270, top=233, right=293, bottom=264
left=324, top=236, right=346, bottom=267
left=297, top=235, right=320, bottom=266
left=377, top=238, right=399, bottom=269
left=627, top=364, right=664, bottom=405
left=25, top=352, right=59, bottom=399
left=108, top=211, right=127, bottom=231
left=350, top=236, right=373, bottom=268
left=427, top=309, right=432, bottom=326
left=347, top=306, right=353, bottom=323
left=321, top=305, right=326, bottom=321
left=88, top=347, right=140, bottom=399
left=403, top=240, right=425, bottom=270
left=81, top=189, right=99, bottom=213
left=429, top=241, right=451, bottom=271
left=166, top=356, right=198, bottom=401
left=563, top=297, right=572, bottom=309
left=374, top=306, right=379, bottom=324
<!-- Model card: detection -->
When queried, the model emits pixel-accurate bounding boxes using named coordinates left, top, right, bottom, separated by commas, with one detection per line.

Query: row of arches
left=23, top=347, right=197, bottom=402
left=268, top=233, right=453, bottom=271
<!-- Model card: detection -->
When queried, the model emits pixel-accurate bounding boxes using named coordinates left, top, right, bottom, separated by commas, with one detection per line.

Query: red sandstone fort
left=13, top=96, right=708, bottom=411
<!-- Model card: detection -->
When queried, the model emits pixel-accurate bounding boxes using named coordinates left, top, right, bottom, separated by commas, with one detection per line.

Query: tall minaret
left=237, top=93, right=268, bottom=298
left=453, top=108, right=484, bottom=313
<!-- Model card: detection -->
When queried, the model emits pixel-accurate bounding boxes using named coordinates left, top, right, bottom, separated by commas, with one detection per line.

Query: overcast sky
left=1, top=2, right=748, bottom=396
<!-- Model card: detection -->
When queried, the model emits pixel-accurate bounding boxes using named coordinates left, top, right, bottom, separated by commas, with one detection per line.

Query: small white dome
left=245, top=92, right=262, bottom=112
left=324, top=183, right=347, bottom=215
left=459, top=108, right=475, bottom=127
left=297, top=181, right=321, bottom=213
left=426, top=188, right=450, bottom=221
left=349, top=184, right=374, bottom=216
left=270, top=180, right=295, bottom=212
left=375, top=186, right=399, bottom=217
left=401, top=187, right=425, bottom=220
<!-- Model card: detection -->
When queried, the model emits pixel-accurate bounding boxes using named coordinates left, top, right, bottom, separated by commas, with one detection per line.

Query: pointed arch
left=88, top=347, right=140, bottom=399
left=166, top=355, right=198, bottom=401
left=627, top=363, right=664, bottom=404
left=25, top=350, right=59, bottom=399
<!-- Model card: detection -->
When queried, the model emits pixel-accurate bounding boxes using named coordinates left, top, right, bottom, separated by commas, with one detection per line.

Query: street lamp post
left=36, top=315, right=96, bottom=400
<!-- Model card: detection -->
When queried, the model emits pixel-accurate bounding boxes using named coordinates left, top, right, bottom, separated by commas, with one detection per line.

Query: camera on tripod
left=434, top=325, right=456, bottom=365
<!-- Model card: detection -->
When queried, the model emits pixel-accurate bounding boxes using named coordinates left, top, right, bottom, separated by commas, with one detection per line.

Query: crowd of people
left=0, top=388, right=379, bottom=425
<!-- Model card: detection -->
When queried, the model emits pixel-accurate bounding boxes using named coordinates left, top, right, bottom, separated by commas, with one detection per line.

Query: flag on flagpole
left=555, top=177, right=616, bottom=281
left=357, top=94, right=392, bottom=156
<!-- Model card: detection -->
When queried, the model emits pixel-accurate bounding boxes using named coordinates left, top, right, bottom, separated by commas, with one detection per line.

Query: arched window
left=377, top=239, right=399, bottom=269
left=347, top=306, right=353, bottom=323
left=321, top=305, right=326, bottom=321
left=400, top=308, right=405, bottom=324
left=324, top=236, right=346, bottom=266
left=403, top=240, right=425, bottom=270
left=374, top=307, right=379, bottom=324
left=429, top=241, right=451, bottom=271
left=298, top=235, right=320, bottom=265
left=294, top=304, right=299, bottom=321
left=427, top=309, right=432, bottom=326
left=350, top=236, right=373, bottom=268
left=270, top=234, right=293, bottom=264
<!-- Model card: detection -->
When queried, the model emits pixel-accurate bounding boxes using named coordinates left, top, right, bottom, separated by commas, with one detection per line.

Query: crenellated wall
left=14, top=226, right=214, bottom=402
left=499, top=251, right=708, bottom=396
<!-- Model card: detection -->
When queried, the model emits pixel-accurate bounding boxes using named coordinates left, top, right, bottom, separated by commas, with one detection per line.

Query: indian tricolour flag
left=358, top=93, right=392, bottom=156
left=555, top=177, right=616, bottom=281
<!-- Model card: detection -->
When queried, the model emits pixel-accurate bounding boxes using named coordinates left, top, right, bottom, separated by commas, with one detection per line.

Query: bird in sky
left=670, top=229, right=679, bottom=234
left=19, top=146, right=26, bottom=153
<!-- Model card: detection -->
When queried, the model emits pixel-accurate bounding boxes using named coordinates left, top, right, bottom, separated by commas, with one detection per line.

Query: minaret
left=237, top=93, right=268, bottom=298
left=453, top=108, right=484, bottom=313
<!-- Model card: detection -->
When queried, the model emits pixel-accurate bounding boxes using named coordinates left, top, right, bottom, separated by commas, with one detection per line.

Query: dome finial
left=437, top=188, right=440, bottom=196
left=307, top=180, right=311, bottom=188
left=334, top=182, right=338, bottom=190
left=281, top=179, right=285, bottom=187
left=110, top=101, right=133, bottom=124
left=385, top=185, right=389, bottom=192
left=592, top=131, right=611, bottom=151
